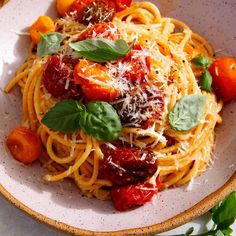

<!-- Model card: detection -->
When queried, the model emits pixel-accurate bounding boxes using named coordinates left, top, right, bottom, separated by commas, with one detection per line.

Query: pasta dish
left=5, top=0, right=236, bottom=211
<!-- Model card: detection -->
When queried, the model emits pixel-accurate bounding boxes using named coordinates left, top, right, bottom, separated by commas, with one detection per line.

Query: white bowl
left=0, top=0, right=235, bottom=235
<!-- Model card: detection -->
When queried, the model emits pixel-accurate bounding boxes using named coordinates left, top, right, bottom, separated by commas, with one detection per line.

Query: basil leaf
left=212, top=191, right=236, bottom=230
left=41, top=99, right=86, bottom=133
left=192, top=56, right=212, bottom=68
left=168, top=94, right=206, bottom=131
left=69, top=38, right=135, bottom=62
left=221, top=228, right=233, bottom=236
left=37, top=32, right=63, bottom=57
left=211, top=203, right=221, bottom=214
left=200, top=70, right=212, bottom=92
left=214, top=230, right=226, bottom=236
left=79, top=101, right=122, bottom=141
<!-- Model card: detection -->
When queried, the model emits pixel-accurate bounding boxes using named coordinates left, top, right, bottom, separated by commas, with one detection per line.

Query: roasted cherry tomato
left=43, top=55, right=81, bottom=99
left=113, top=85, right=164, bottom=128
left=114, top=0, right=132, bottom=12
left=111, top=180, right=161, bottom=211
left=109, top=44, right=151, bottom=84
left=74, top=59, right=120, bottom=101
left=78, top=22, right=120, bottom=41
left=29, top=16, right=55, bottom=44
left=209, top=57, right=236, bottom=102
left=56, top=0, right=75, bottom=16
left=67, top=0, right=92, bottom=19
left=67, top=0, right=116, bottom=25
left=6, top=127, right=42, bottom=165
left=99, top=144, right=157, bottom=185
left=123, top=44, right=151, bottom=83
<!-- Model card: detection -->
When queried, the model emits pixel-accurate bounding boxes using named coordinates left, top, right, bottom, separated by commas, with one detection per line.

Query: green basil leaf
left=192, top=56, right=212, bottom=68
left=69, top=38, right=135, bottom=62
left=200, top=70, right=213, bottom=92
left=211, top=203, right=221, bottom=214
left=41, top=99, right=86, bottom=133
left=79, top=101, right=122, bottom=141
left=213, top=191, right=236, bottom=230
left=37, top=32, right=63, bottom=57
left=214, top=230, right=226, bottom=236
left=168, top=94, right=206, bottom=131
left=221, top=228, right=233, bottom=236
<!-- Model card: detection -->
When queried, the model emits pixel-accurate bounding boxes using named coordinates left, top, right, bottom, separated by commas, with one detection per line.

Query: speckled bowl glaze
left=0, top=0, right=235, bottom=235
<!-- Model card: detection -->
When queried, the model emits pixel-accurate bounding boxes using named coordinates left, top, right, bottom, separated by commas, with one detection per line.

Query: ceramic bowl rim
left=0, top=172, right=235, bottom=236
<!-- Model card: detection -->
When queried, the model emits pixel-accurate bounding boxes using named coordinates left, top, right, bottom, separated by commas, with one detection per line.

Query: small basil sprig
left=79, top=101, right=122, bottom=141
left=69, top=38, right=135, bottom=62
left=180, top=192, right=236, bottom=236
left=212, top=191, right=236, bottom=231
left=37, top=32, right=63, bottom=57
left=192, top=56, right=212, bottom=68
left=41, top=100, right=86, bottom=132
left=191, top=56, right=213, bottom=93
left=168, top=94, right=206, bottom=131
left=200, top=70, right=212, bottom=92
left=41, top=99, right=121, bottom=141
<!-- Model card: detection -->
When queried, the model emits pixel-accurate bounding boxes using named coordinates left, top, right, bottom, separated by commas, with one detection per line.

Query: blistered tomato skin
left=68, top=0, right=116, bottom=25
left=67, top=0, right=92, bottom=20
left=111, top=180, right=161, bottom=211
left=113, top=85, right=164, bottom=128
left=111, top=44, right=151, bottom=84
left=209, top=57, right=236, bottom=102
left=56, top=0, right=75, bottom=16
left=114, top=0, right=132, bottom=12
left=6, top=127, right=42, bottom=165
left=99, top=144, right=157, bottom=185
left=78, top=22, right=120, bottom=41
left=43, top=55, right=81, bottom=99
left=74, top=59, right=120, bottom=102
left=81, top=0, right=116, bottom=25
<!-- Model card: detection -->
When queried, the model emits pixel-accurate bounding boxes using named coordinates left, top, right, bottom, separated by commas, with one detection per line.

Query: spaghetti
left=5, top=1, right=223, bottom=208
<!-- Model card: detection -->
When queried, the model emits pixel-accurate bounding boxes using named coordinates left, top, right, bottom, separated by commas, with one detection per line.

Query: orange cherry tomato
left=6, top=127, right=42, bottom=165
left=29, top=16, right=55, bottom=44
left=56, top=0, right=75, bottom=16
left=74, top=60, right=120, bottom=102
left=209, top=57, right=236, bottom=102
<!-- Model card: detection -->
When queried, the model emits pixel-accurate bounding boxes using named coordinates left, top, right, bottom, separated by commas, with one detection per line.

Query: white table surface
left=0, top=194, right=235, bottom=236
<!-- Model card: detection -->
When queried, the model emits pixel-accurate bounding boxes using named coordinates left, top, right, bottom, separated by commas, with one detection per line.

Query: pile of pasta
left=5, top=2, right=222, bottom=200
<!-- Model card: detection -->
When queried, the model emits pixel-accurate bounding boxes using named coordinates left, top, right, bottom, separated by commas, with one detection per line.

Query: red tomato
left=6, top=127, right=42, bottom=165
left=114, top=0, right=132, bottom=11
left=68, top=0, right=116, bottom=25
left=110, top=44, right=151, bottom=84
left=43, top=55, right=81, bottom=99
left=111, top=180, right=161, bottom=211
left=99, top=144, right=157, bottom=185
left=78, top=22, right=120, bottom=41
left=74, top=59, right=120, bottom=101
left=209, top=57, right=236, bottom=102
left=113, top=84, right=164, bottom=128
